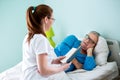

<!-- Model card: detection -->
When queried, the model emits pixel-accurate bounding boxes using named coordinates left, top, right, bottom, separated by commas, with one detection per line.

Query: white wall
left=0, top=0, right=44, bottom=72
left=0, top=0, right=120, bottom=72
left=44, top=0, right=120, bottom=44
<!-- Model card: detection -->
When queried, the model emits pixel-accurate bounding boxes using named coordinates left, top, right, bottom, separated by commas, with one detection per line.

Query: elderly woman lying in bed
left=54, top=31, right=100, bottom=72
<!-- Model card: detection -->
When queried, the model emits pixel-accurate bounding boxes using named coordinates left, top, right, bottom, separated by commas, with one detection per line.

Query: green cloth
left=45, top=27, right=56, bottom=48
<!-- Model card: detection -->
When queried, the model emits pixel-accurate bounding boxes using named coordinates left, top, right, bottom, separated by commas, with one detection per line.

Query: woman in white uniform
left=22, top=4, right=70, bottom=80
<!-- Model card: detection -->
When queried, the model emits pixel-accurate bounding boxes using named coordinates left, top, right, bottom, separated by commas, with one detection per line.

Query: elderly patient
left=54, top=31, right=100, bottom=72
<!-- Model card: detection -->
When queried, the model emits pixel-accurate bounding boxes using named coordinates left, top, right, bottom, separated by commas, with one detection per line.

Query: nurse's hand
left=52, top=56, right=65, bottom=64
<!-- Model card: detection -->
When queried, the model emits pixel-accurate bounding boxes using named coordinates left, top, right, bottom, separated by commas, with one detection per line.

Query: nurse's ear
left=44, top=16, right=49, bottom=24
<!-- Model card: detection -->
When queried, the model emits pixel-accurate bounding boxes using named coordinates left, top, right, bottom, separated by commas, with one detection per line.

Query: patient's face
left=81, top=33, right=98, bottom=51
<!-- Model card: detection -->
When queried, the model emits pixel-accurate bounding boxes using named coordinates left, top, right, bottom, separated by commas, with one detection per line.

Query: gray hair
left=89, top=31, right=100, bottom=37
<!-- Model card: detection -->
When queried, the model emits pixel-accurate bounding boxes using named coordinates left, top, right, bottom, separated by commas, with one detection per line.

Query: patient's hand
left=87, top=48, right=93, bottom=56
left=72, top=58, right=82, bottom=69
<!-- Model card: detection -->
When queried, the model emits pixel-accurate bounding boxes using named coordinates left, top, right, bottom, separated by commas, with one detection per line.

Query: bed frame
left=107, top=39, right=120, bottom=72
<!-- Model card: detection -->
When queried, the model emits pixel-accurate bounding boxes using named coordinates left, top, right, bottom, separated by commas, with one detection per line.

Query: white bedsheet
left=67, top=61, right=119, bottom=80
left=0, top=61, right=119, bottom=80
left=0, top=62, right=22, bottom=80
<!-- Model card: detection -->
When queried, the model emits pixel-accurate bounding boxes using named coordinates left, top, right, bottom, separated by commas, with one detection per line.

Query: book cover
left=60, top=46, right=81, bottom=63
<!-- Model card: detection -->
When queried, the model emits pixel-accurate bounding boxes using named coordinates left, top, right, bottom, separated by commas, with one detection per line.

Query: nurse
left=22, top=4, right=70, bottom=80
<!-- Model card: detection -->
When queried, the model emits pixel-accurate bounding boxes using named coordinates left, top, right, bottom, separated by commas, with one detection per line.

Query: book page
left=60, top=48, right=77, bottom=63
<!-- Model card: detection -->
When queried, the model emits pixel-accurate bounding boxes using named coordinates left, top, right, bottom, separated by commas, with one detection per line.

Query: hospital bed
left=67, top=39, right=120, bottom=80
left=0, top=39, right=120, bottom=80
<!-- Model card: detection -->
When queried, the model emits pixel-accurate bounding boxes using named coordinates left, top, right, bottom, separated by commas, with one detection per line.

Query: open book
left=60, top=46, right=81, bottom=63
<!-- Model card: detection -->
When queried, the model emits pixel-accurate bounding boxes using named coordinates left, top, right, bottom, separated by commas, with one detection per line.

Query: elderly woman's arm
left=83, top=48, right=96, bottom=70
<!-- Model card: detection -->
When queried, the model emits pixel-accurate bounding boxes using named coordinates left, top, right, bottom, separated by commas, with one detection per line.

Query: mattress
left=0, top=61, right=118, bottom=80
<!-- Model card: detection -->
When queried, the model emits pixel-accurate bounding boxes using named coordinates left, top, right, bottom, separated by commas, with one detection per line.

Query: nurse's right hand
left=61, top=63, right=71, bottom=71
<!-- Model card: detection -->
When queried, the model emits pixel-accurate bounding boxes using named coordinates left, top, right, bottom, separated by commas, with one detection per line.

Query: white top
left=22, top=34, right=57, bottom=80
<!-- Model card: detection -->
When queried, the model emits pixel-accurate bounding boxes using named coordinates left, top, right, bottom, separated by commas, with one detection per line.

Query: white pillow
left=94, top=36, right=109, bottom=66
